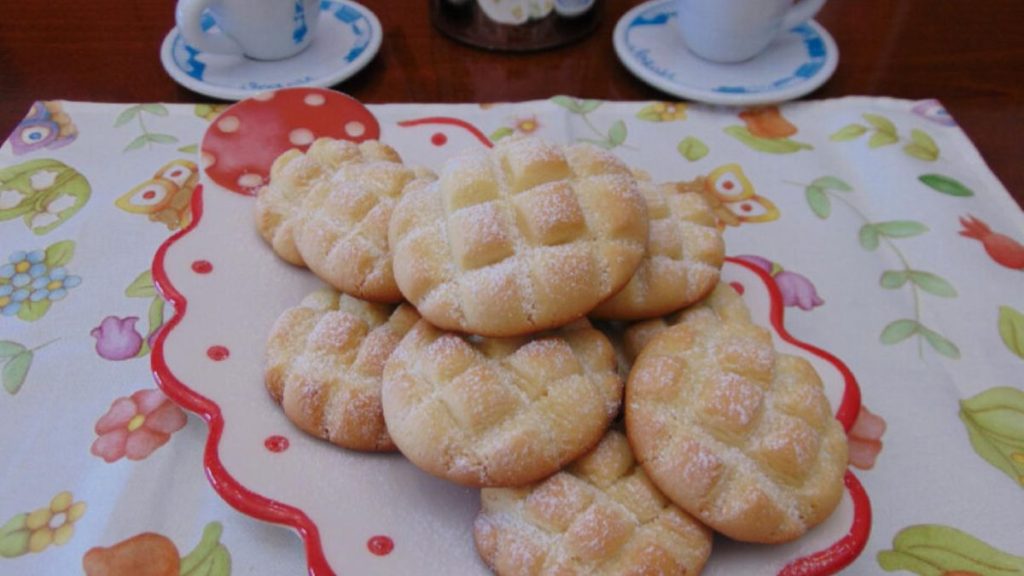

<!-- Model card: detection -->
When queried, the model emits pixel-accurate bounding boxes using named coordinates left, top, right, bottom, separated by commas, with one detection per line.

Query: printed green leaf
left=810, top=176, right=852, bottom=192
left=140, top=103, right=169, bottom=116
left=878, top=524, right=1024, bottom=574
left=550, top=96, right=601, bottom=114
left=16, top=299, right=51, bottom=322
left=805, top=186, right=830, bottom=219
left=136, top=298, right=166, bottom=358
left=177, top=144, right=199, bottom=154
left=880, top=319, right=919, bottom=344
left=724, top=126, right=813, bottom=154
left=868, top=131, right=899, bottom=148
left=0, top=513, right=29, bottom=558
left=907, top=271, right=957, bottom=298
left=126, top=270, right=156, bottom=298
left=904, top=144, right=939, bottom=162
left=829, top=124, right=867, bottom=141
left=919, top=325, right=961, bottom=358
left=880, top=270, right=909, bottom=289
left=959, top=387, right=1024, bottom=486
left=44, top=239, right=75, bottom=267
left=998, top=306, right=1024, bottom=360
left=607, top=120, right=627, bottom=147
left=863, top=113, right=897, bottom=136
left=636, top=102, right=679, bottom=122
left=180, top=522, right=231, bottom=576
left=910, top=129, right=939, bottom=155
left=146, top=133, right=178, bottom=145
left=0, top=341, right=26, bottom=359
left=919, top=174, right=973, bottom=197
left=873, top=220, right=929, bottom=238
left=859, top=224, right=880, bottom=250
left=114, top=105, right=141, bottom=127
left=2, top=350, right=32, bottom=395
left=676, top=137, right=708, bottom=162
left=124, top=134, right=149, bottom=152
left=489, top=127, right=514, bottom=141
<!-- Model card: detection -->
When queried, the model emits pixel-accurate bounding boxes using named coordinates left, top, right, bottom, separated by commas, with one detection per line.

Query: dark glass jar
left=431, top=0, right=603, bottom=52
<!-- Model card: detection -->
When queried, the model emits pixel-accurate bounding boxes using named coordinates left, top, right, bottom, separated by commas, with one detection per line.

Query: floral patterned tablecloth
left=0, top=96, right=1022, bottom=575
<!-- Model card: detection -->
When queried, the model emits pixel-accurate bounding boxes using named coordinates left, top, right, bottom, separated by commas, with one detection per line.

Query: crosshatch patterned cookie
left=265, top=289, right=420, bottom=452
left=590, top=176, right=725, bottom=320
left=622, top=282, right=749, bottom=364
left=381, top=318, right=622, bottom=487
left=625, top=288, right=847, bottom=544
left=388, top=137, right=649, bottom=337
left=254, top=138, right=402, bottom=267
left=474, top=429, right=713, bottom=576
left=294, top=148, right=435, bottom=302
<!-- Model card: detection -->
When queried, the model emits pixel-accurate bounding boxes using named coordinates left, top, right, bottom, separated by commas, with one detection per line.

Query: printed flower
left=848, top=405, right=886, bottom=470
left=735, top=254, right=825, bottom=311
left=28, top=266, right=81, bottom=303
left=739, top=106, right=798, bottom=139
left=0, top=250, right=45, bottom=316
left=91, top=389, right=188, bottom=462
left=513, top=115, right=541, bottom=135
left=91, top=316, right=144, bottom=360
left=636, top=101, right=687, bottom=122
left=0, top=491, right=87, bottom=557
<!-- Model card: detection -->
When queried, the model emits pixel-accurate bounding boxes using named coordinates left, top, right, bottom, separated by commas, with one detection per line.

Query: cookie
left=625, top=289, right=847, bottom=543
left=295, top=146, right=435, bottom=303
left=388, top=137, right=649, bottom=337
left=622, top=282, right=748, bottom=364
left=474, top=430, right=712, bottom=576
left=381, top=318, right=622, bottom=487
left=266, top=289, right=420, bottom=452
left=591, top=177, right=724, bottom=320
left=255, top=138, right=385, bottom=266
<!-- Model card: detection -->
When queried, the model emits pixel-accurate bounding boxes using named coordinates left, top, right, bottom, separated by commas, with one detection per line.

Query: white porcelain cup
left=175, top=0, right=322, bottom=60
left=676, top=0, right=827, bottom=63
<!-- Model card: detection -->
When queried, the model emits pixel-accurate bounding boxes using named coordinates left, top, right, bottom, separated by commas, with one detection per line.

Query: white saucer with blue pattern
left=613, top=0, right=838, bottom=106
left=160, top=1, right=381, bottom=101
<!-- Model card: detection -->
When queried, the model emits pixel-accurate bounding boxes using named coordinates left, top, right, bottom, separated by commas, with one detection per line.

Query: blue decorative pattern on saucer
left=713, top=25, right=826, bottom=94
left=170, top=0, right=373, bottom=85
left=622, top=1, right=829, bottom=96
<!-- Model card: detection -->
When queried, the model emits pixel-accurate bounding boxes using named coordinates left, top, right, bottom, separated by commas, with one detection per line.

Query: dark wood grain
left=1, top=0, right=1021, bottom=206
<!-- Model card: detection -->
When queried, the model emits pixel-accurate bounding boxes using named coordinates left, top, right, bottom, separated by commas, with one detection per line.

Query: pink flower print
left=848, top=405, right=887, bottom=470
left=775, top=270, right=825, bottom=310
left=735, top=254, right=825, bottom=311
left=91, top=389, right=187, bottom=462
left=90, top=316, right=143, bottom=360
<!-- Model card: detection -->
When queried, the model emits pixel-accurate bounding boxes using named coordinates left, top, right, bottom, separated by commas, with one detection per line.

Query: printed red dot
left=207, top=345, right=230, bottom=361
left=430, top=132, right=448, bottom=146
left=740, top=203, right=753, bottom=213
left=723, top=180, right=735, bottom=190
left=143, top=191, right=157, bottom=200
left=367, top=535, right=394, bottom=556
left=191, top=260, right=213, bottom=274
left=264, top=435, right=290, bottom=453
left=729, top=282, right=745, bottom=295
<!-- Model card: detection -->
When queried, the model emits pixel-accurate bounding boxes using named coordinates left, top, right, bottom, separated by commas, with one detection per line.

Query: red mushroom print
left=200, top=88, right=381, bottom=196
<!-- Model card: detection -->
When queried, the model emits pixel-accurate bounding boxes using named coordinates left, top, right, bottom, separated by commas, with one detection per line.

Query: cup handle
left=175, top=0, right=244, bottom=56
left=781, top=0, right=828, bottom=31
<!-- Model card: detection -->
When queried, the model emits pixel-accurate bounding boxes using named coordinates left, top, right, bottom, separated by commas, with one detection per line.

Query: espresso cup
left=175, top=0, right=322, bottom=61
left=676, top=0, right=827, bottom=63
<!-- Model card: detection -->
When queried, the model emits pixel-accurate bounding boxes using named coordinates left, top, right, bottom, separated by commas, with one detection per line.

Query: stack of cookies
left=256, top=136, right=848, bottom=575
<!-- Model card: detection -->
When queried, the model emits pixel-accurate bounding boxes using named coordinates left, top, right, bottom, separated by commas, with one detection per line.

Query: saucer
left=613, top=0, right=838, bottom=106
left=160, top=0, right=382, bottom=101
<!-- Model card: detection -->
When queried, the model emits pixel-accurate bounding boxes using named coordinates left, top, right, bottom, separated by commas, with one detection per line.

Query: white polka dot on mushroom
left=238, top=173, right=264, bottom=189
left=304, top=93, right=326, bottom=106
left=201, top=152, right=216, bottom=169
left=345, top=121, right=366, bottom=138
left=218, top=116, right=241, bottom=134
left=289, top=128, right=315, bottom=146
left=253, top=92, right=275, bottom=102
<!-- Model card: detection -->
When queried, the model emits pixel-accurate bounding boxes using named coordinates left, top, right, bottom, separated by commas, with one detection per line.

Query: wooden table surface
left=1, top=0, right=1021, bottom=207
